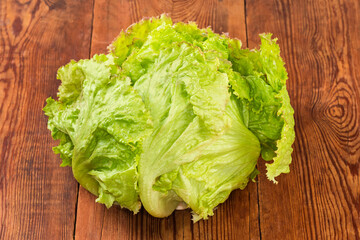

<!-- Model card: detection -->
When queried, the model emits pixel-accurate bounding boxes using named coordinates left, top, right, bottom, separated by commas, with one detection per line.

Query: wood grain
left=246, top=0, right=360, bottom=239
left=0, top=0, right=93, bottom=239
left=1, top=0, right=359, bottom=239
left=75, top=0, right=259, bottom=239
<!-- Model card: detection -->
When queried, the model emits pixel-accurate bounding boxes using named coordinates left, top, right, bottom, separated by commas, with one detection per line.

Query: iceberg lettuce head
left=44, top=15, right=295, bottom=220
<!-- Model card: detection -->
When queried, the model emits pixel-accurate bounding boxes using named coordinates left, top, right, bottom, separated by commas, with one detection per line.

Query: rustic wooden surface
left=0, top=0, right=359, bottom=239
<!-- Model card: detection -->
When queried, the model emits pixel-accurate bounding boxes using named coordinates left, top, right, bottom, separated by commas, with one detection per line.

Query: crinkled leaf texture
left=44, top=15, right=295, bottom=220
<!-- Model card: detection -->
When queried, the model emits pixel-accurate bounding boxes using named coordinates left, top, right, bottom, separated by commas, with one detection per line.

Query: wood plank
left=246, top=0, right=360, bottom=239
left=75, top=0, right=259, bottom=239
left=0, top=0, right=94, bottom=239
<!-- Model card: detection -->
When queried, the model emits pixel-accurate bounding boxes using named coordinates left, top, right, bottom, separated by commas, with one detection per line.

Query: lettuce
left=44, top=15, right=295, bottom=220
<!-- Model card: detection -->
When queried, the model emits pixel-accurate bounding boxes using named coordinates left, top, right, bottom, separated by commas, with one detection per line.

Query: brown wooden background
left=1, top=0, right=359, bottom=239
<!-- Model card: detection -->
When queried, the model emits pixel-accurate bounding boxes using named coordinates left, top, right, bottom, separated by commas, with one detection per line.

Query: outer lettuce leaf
left=153, top=98, right=260, bottom=219
left=266, top=87, right=295, bottom=182
left=43, top=61, right=85, bottom=166
left=110, top=15, right=172, bottom=66
left=258, top=34, right=295, bottom=182
left=113, top=16, right=229, bottom=83
left=45, top=55, right=152, bottom=212
left=132, top=43, right=231, bottom=217
left=255, top=34, right=294, bottom=182
left=229, top=33, right=295, bottom=182
left=43, top=98, right=77, bottom=166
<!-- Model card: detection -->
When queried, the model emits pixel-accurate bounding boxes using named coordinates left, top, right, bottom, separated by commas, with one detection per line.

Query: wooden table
left=1, top=0, right=359, bottom=239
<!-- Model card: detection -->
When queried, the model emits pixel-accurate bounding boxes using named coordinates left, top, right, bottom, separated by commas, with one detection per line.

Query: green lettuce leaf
left=45, top=55, right=152, bottom=212
left=228, top=33, right=295, bottom=182
left=153, top=97, right=260, bottom=220
left=258, top=34, right=295, bottom=182
left=132, top=42, right=231, bottom=217
left=43, top=98, right=76, bottom=167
